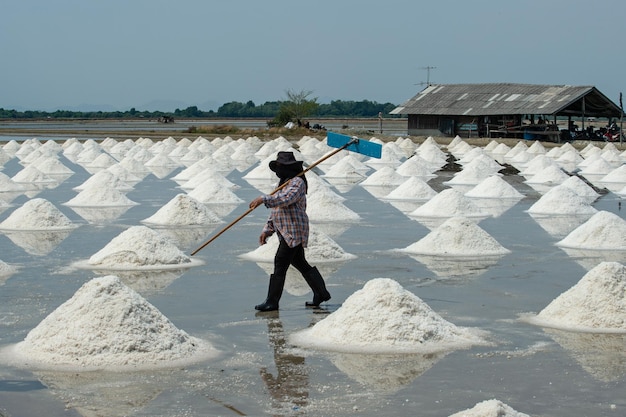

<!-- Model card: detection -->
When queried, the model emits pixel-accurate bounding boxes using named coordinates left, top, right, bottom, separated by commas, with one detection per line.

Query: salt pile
left=4, top=275, right=215, bottom=370
left=360, top=166, right=406, bottom=187
left=410, top=189, right=489, bottom=218
left=395, top=156, right=437, bottom=178
left=527, top=185, right=597, bottom=216
left=0, top=198, right=75, bottom=230
left=187, top=179, right=244, bottom=204
left=399, top=217, right=510, bottom=256
left=306, top=191, right=361, bottom=223
left=559, top=175, right=600, bottom=202
left=141, top=194, right=222, bottom=226
left=180, top=167, right=237, bottom=190
left=445, top=160, right=501, bottom=186
left=11, top=165, right=56, bottom=185
left=557, top=211, right=626, bottom=250
left=73, top=170, right=134, bottom=192
left=448, top=399, right=530, bottom=417
left=600, top=164, right=626, bottom=183
left=239, top=228, right=356, bottom=263
left=290, top=278, right=488, bottom=353
left=527, top=262, right=626, bottom=332
left=465, top=175, right=524, bottom=199
left=87, top=225, right=196, bottom=269
left=383, top=176, right=437, bottom=201
left=321, top=154, right=370, bottom=178
left=64, top=185, right=139, bottom=207
left=524, top=165, right=570, bottom=185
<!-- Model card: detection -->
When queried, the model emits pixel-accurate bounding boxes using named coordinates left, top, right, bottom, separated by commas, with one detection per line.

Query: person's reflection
left=258, top=311, right=309, bottom=412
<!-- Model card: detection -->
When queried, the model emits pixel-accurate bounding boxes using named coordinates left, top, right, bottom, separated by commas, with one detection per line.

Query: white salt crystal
left=187, top=179, right=244, bottom=204
left=142, top=194, right=222, bottom=226
left=531, top=262, right=626, bottom=332
left=88, top=226, right=193, bottom=269
left=307, top=191, right=361, bottom=223
left=527, top=185, right=597, bottom=215
left=557, top=211, right=626, bottom=249
left=64, top=185, right=138, bottom=207
left=73, top=170, right=134, bottom=192
left=524, top=165, right=570, bottom=185
left=600, top=164, right=626, bottom=183
left=360, top=166, right=406, bottom=187
left=7, top=275, right=215, bottom=370
left=448, top=399, right=530, bottom=417
left=290, top=278, right=488, bottom=353
left=0, top=198, right=75, bottom=230
left=384, top=176, right=437, bottom=201
left=559, top=176, right=600, bottom=202
left=410, top=189, right=488, bottom=218
left=399, top=217, right=510, bottom=256
left=465, top=175, right=524, bottom=199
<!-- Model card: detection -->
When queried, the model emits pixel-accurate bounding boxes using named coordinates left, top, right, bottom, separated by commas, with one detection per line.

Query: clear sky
left=2, top=0, right=624, bottom=112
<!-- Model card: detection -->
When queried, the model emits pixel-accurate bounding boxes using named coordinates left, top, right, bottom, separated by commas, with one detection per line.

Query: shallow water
left=0, top=148, right=625, bottom=416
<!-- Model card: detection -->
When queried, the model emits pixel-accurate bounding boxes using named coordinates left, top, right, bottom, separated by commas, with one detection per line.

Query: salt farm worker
left=249, top=151, right=331, bottom=312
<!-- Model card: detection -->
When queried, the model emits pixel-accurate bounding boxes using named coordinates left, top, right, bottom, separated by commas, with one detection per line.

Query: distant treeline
left=0, top=99, right=401, bottom=120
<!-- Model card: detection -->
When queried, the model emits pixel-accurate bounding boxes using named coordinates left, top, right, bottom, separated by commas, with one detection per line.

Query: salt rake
left=190, top=132, right=382, bottom=256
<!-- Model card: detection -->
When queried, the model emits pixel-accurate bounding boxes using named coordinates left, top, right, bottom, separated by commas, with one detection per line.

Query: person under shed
left=249, top=151, right=331, bottom=312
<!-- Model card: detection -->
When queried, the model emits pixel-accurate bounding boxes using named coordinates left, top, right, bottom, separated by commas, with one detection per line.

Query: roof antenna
left=415, top=66, right=437, bottom=87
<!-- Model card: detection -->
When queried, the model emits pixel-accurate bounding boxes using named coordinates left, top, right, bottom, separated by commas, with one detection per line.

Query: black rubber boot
left=302, top=266, right=331, bottom=307
left=255, top=274, right=285, bottom=312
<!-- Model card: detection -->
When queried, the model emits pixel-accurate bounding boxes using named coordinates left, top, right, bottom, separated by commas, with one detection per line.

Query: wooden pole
left=190, top=138, right=358, bottom=256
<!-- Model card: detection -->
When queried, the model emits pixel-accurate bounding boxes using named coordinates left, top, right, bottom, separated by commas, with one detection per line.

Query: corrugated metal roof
left=391, top=83, right=620, bottom=117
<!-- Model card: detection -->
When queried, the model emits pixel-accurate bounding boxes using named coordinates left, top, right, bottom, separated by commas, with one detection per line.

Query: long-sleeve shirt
left=261, top=176, right=309, bottom=248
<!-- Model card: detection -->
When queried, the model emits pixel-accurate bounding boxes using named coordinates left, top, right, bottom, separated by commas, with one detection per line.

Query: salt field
left=0, top=134, right=626, bottom=416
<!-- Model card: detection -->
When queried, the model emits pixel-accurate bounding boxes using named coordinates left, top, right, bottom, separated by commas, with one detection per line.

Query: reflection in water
left=254, top=262, right=341, bottom=297
left=543, top=328, right=626, bottom=382
left=1, top=229, right=74, bottom=256
left=258, top=312, right=309, bottom=413
left=330, top=351, right=446, bottom=393
left=35, top=370, right=162, bottom=417
left=469, top=197, right=521, bottom=218
left=405, top=254, right=503, bottom=279
left=558, top=247, right=626, bottom=271
left=529, top=214, right=593, bottom=239
left=68, top=205, right=132, bottom=224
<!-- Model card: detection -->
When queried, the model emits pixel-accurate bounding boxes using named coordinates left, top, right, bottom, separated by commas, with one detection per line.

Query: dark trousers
left=273, top=238, right=312, bottom=277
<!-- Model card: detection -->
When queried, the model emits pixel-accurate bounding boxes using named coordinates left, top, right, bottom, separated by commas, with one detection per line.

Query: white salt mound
left=360, top=166, right=405, bottom=187
left=384, top=176, right=437, bottom=201
left=142, top=194, right=222, bottom=226
left=448, top=399, right=531, bottom=417
left=399, top=217, right=510, bottom=256
left=0, top=198, right=75, bottom=231
left=64, top=185, right=138, bottom=207
left=556, top=211, right=626, bottom=249
left=529, top=262, right=626, bottom=332
left=290, top=278, right=487, bottom=353
left=88, top=225, right=194, bottom=269
left=307, top=192, right=361, bottom=222
left=7, top=275, right=214, bottom=370
left=465, top=175, right=524, bottom=199
left=410, top=189, right=488, bottom=218
left=527, top=185, right=597, bottom=216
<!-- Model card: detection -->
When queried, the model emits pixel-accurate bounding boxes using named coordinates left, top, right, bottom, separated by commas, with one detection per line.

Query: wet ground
left=1, top=142, right=626, bottom=417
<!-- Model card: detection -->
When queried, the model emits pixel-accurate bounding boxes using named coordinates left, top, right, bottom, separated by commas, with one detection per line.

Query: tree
left=278, top=89, right=319, bottom=126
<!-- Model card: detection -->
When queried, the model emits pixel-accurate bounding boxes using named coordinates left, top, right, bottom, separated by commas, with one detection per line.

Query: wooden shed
left=390, top=83, right=623, bottom=141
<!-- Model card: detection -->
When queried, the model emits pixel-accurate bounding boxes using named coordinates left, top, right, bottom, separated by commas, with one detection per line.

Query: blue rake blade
left=326, top=131, right=382, bottom=159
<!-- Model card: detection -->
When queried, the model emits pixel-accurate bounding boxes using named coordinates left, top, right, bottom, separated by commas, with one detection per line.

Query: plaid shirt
left=262, top=176, right=309, bottom=248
